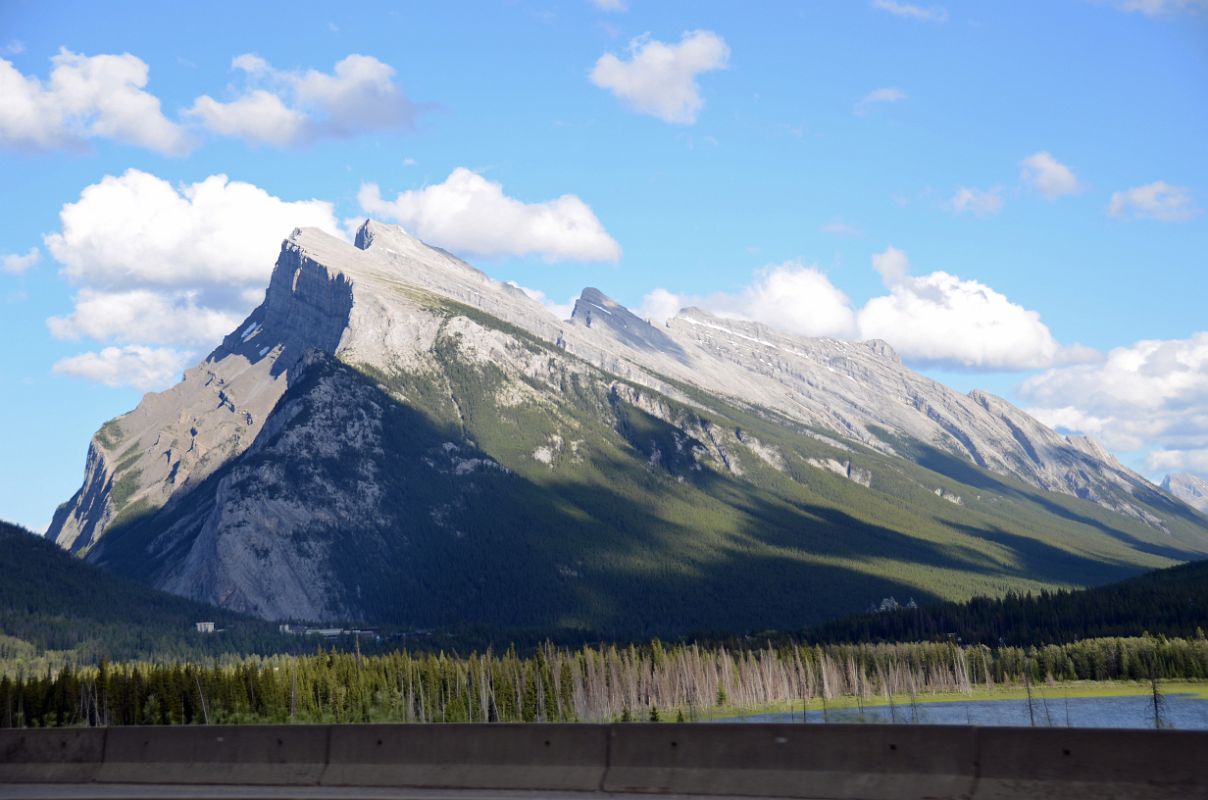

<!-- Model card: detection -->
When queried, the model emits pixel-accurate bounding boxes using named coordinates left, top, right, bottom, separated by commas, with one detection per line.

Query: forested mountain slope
left=806, top=557, right=1208, bottom=646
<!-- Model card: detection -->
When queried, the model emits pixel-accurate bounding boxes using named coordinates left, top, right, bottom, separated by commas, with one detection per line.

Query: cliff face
left=1163, top=473, right=1208, bottom=513
left=49, top=238, right=355, bottom=555
left=47, top=221, right=1208, bottom=630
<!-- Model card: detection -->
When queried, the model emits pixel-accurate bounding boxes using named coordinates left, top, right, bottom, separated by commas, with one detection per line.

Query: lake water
left=724, top=693, right=1208, bottom=730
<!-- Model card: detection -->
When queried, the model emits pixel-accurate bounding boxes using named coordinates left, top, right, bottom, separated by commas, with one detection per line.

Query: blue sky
left=1, top=0, right=1206, bottom=532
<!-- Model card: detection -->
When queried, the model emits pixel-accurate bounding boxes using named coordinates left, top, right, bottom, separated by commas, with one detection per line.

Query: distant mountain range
left=44, top=221, right=1208, bottom=637
left=1163, top=472, right=1208, bottom=513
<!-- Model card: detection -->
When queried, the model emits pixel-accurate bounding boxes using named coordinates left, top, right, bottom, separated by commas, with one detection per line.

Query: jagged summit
left=1163, top=472, right=1208, bottom=513
left=46, top=218, right=1208, bottom=628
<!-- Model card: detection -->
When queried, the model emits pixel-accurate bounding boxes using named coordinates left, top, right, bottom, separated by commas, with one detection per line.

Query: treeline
left=3, top=635, right=1205, bottom=728
left=0, top=521, right=312, bottom=662
left=805, top=558, right=1208, bottom=647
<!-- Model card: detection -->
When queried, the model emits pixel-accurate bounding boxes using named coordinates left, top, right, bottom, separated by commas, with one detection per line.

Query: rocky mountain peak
left=1162, top=472, right=1208, bottom=513
left=860, top=338, right=900, bottom=363
left=352, top=218, right=422, bottom=253
left=43, top=216, right=1208, bottom=630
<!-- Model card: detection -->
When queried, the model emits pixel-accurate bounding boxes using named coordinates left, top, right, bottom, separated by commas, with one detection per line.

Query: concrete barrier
left=972, top=726, right=1208, bottom=800
left=605, top=723, right=977, bottom=799
left=0, top=729, right=104, bottom=783
left=96, top=724, right=328, bottom=785
left=321, top=723, right=608, bottom=790
left=2, top=723, right=1207, bottom=798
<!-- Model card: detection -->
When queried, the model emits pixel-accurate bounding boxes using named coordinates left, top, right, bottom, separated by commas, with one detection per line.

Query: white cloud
left=186, top=90, right=308, bottom=147
left=47, top=289, right=243, bottom=345
left=854, top=87, right=907, bottom=114
left=591, top=0, right=628, bottom=10
left=359, top=168, right=621, bottom=262
left=0, top=49, right=188, bottom=154
left=186, top=53, right=420, bottom=146
left=871, top=0, right=949, bottom=22
left=590, top=30, right=729, bottom=124
left=46, top=169, right=340, bottom=291
left=949, top=186, right=1004, bottom=217
left=1148, top=449, right=1208, bottom=475
left=0, top=41, right=24, bottom=56
left=645, top=247, right=1084, bottom=370
left=637, top=287, right=684, bottom=324
left=1107, top=0, right=1207, bottom=16
left=53, top=345, right=193, bottom=391
left=2, top=247, right=40, bottom=274
left=1020, top=151, right=1080, bottom=199
left=871, top=245, right=910, bottom=283
left=857, top=246, right=1075, bottom=369
left=45, top=170, right=341, bottom=387
left=1108, top=181, right=1199, bottom=221
left=641, top=261, right=858, bottom=339
left=1022, top=332, right=1208, bottom=473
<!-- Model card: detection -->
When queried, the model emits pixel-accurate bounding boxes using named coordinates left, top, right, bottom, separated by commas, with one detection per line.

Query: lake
left=724, top=693, right=1208, bottom=730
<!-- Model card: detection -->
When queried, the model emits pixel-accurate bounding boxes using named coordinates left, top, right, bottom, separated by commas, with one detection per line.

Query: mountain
left=805, top=556, right=1208, bottom=647
left=0, top=520, right=284, bottom=661
left=1162, top=472, right=1208, bottom=513
left=45, top=221, right=1208, bottom=636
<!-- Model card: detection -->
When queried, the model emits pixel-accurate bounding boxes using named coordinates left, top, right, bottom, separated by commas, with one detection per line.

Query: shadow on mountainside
left=87, top=349, right=1204, bottom=640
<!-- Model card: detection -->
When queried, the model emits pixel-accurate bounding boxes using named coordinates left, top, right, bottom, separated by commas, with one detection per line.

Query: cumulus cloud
left=44, top=169, right=341, bottom=390
left=854, top=87, right=907, bottom=115
left=2, top=247, right=40, bottom=275
left=359, top=168, right=620, bottom=262
left=1148, top=449, right=1208, bottom=475
left=949, top=186, right=1003, bottom=217
left=0, top=49, right=188, bottom=154
left=47, top=289, right=243, bottom=345
left=871, top=0, right=949, bottom=22
left=590, top=30, right=729, bottom=124
left=640, top=261, right=858, bottom=339
left=46, top=169, right=339, bottom=290
left=1022, top=332, right=1208, bottom=474
left=187, top=90, right=307, bottom=147
left=637, top=287, right=684, bottom=324
left=53, top=346, right=193, bottom=391
left=640, top=247, right=1085, bottom=371
left=1108, top=181, right=1199, bottom=221
left=1020, top=151, right=1080, bottom=199
left=186, top=53, right=421, bottom=146
left=857, top=246, right=1077, bottom=369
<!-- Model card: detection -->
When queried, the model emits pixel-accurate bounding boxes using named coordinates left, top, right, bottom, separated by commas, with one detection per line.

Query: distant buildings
left=195, top=621, right=215, bottom=633
left=868, top=597, right=918, bottom=613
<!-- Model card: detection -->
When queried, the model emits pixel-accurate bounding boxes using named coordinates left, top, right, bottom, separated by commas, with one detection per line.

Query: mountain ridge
left=45, top=220, right=1208, bottom=632
left=1163, top=472, right=1208, bottom=513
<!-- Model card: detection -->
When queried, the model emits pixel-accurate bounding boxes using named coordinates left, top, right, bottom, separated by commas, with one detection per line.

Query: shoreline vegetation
left=2, top=635, right=1205, bottom=728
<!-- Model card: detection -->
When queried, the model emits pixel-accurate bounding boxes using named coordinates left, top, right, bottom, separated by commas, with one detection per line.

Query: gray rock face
left=45, top=219, right=1208, bottom=626
left=49, top=238, right=355, bottom=554
left=1162, top=473, right=1208, bottom=512
left=46, top=220, right=1186, bottom=542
